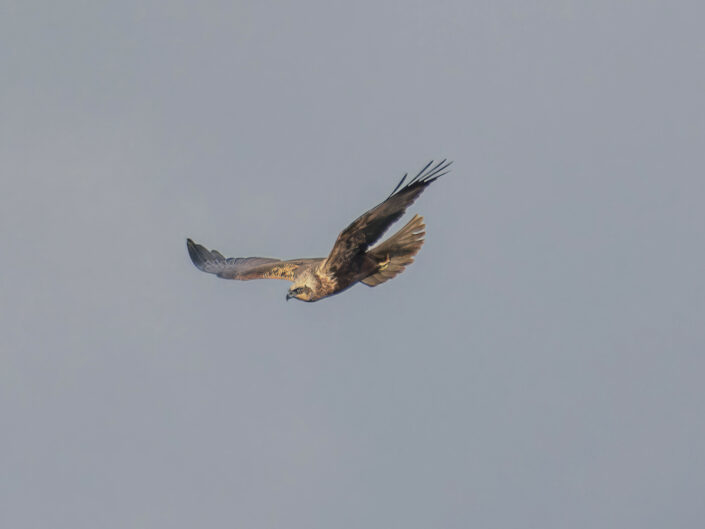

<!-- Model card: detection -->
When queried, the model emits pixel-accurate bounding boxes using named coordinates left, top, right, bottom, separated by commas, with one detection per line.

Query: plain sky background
left=2, top=1, right=704, bottom=528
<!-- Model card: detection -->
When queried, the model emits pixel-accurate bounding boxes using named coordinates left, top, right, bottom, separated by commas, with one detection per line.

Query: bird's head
left=286, top=285, right=314, bottom=302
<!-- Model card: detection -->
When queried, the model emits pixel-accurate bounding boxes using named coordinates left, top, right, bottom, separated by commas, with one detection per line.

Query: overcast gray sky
left=2, top=1, right=704, bottom=528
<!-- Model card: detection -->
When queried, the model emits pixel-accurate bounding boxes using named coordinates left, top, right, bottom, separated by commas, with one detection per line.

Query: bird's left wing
left=187, top=239, right=322, bottom=281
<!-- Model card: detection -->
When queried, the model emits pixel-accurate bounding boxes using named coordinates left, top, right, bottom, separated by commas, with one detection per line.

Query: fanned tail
left=361, top=214, right=426, bottom=287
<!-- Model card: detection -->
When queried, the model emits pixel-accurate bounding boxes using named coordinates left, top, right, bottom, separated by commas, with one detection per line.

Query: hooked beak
left=286, top=292, right=293, bottom=301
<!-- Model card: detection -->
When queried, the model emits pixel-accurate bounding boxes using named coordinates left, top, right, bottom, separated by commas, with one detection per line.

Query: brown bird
left=187, top=160, right=450, bottom=302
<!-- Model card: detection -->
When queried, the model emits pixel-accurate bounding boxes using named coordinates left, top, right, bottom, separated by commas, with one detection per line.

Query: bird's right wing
left=321, top=159, right=450, bottom=277
left=187, top=239, right=322, bottom=281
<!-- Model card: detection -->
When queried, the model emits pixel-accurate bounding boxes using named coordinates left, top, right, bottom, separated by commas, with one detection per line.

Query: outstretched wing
left=187, top=239, right=322, bottom=281
left=322, top=159, right=450, bottom=276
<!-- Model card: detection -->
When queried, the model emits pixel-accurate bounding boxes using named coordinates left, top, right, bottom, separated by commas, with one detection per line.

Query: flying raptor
left=187, top=160, right=450, bottom=302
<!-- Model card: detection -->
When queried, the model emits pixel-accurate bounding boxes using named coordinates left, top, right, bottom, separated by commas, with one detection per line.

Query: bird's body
left=187, top=160, right=450, bottom=302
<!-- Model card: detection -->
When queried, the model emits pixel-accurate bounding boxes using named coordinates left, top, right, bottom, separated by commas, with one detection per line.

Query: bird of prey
left=187, top=160, right=450, bottom=302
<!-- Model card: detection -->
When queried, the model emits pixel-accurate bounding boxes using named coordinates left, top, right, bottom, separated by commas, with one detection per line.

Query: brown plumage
left=187, top=159, right=450, bottom=302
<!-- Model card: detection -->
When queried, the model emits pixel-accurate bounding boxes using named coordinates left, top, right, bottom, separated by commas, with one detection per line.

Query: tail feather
left=361, top=215, right=426, bottom=287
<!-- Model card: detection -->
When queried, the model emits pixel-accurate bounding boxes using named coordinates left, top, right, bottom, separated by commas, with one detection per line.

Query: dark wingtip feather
left=187, top=238, right=223, bottom=271
left=186, top=238, right=199, bottom=263
left=409, top=160, right=435, bottom=185
left=389, top=159, right=452, bottom=197
left=388, top=172, right=408, bottom=199
left=421, top=159, right=452, bottom=182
